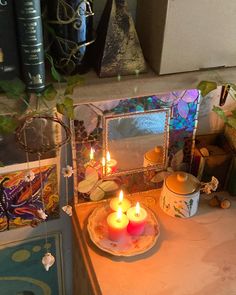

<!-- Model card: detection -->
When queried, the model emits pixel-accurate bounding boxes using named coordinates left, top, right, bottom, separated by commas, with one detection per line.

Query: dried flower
left=201, top=176, right=219, bottom=194
left=62, top=165, right=74, bottom=178
left=37, top=209, right=48, bottom=220
left=24, top=170, right=35, bottom=182
left=62, top=205, right=72, bottom=216
left=42, top=252, right=55, bottom=271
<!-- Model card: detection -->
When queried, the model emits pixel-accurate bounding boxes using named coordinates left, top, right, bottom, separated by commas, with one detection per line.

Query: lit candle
left=90, top=147, right=95, bottom=161
left=102, top=157, right=111, bottom=175
left=127, top=202, right=147, bottom=236
left=110, top=190, right=131, bottom=213
left=106, top=151, right=117, bottom=173
left=107, top=207, right=129, bottom=241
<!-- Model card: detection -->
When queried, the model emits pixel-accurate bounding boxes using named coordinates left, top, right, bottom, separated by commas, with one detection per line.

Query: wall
left=198, top=87, right=236, bottom=134
left=0, top=143, right=73, bottom=295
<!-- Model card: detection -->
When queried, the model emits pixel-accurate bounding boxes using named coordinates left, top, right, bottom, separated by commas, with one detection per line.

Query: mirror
left=104, top=109, right=170, bottom=175
left=72, top=89, right=200, bottom=201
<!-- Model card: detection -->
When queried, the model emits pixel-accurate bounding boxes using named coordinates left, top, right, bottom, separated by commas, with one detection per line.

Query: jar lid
left=165, top=172, right=200, bottom=195
left=145, top=146, right=163, bottom=163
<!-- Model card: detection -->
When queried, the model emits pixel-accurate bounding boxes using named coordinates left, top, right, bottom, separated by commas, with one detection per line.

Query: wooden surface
left=73, top=190, right=236, bottom=295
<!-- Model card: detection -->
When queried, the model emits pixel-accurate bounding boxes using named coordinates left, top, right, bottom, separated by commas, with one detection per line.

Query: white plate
left=87, top=204, right=160, bottom=257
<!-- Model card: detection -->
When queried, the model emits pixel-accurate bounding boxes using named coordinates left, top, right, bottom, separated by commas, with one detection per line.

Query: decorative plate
left=87, top=204, right=160, bottom=257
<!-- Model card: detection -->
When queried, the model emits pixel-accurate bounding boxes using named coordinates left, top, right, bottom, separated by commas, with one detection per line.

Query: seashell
left=42, top=252, right=55, bottom=271
left=62, top=165, right=74, bottom=178
left=24, top=170, right=35, bottom=182
left=62, top=205, right=72, bottom=216
left=37, top=209, right=48, bottom=220
left=220, top=199, right=231, bottom=209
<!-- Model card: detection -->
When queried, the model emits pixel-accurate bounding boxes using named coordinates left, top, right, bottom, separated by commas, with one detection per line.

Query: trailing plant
left=0, top=55, right=84, bottom=135
left=197, top=80, right=236, bottom=130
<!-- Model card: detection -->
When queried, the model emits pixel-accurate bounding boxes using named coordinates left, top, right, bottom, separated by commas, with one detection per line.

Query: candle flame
left=118, top=190, right=123, bottom=204
left=135, top=202, right=140, bottom=216
left=90, top=148, right=94, bottom=160
left=106, top=151, right=111, bottom=162
left=102, top=157, right=106, bottom=167
left=116, top=207, right=122, bottom=222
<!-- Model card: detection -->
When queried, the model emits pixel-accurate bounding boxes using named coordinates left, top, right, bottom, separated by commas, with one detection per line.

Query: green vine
left=197, top=80, right=236, bottom=129
left=0, top=56, right=84, bottom=135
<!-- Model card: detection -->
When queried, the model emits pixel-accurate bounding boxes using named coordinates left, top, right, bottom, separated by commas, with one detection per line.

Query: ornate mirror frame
left=72, top=90, right=200, bottom=203
left=103, top=109, right=170, bottom=177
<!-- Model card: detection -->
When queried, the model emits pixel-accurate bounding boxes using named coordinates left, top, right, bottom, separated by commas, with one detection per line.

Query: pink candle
left=107, top=207, right=129, bottom=241
left=127, top=202, right=147, bottom=236
left=110, top=190, right=131, bottom=213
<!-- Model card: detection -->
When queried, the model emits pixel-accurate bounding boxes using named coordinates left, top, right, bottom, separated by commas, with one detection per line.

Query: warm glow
left=118, top=190, right=123, bottom=204
left=106, top=151, right=111, bottom=162
left=116, top=207, right=122, bottom=222
left=102, top=157, right=106, bottom=167
left=135, top=202, right=140, bottom=216
left=90, top=147, right=94, bottom=160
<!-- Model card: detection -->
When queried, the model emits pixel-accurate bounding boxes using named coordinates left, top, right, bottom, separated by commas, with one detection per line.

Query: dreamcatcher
left=14, top=114, right=72, bottom=271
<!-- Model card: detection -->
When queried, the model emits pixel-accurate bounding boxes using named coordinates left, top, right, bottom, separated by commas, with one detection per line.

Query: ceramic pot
left=160, top=172, right=201, bottom=218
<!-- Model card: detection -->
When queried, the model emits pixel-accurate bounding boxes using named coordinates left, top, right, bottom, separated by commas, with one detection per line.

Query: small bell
left=42, top=252, right=55, bottom=271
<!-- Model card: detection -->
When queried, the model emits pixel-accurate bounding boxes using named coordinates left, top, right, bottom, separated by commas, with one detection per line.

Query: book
left=14, top=0, right=45, bottom=92
left=0, top=0, right=20, bottom=80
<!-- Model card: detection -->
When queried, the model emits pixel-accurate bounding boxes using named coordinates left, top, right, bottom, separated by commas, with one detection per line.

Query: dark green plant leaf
left=0, top=161, right=4, bottom=167
left=0, top=116, right=18, bottom=134
left=197, top=81, right=217, bottom=97
left=212, top=106, right=228, bottom=123
left=228, top=117, right=236, bottom=129
left=46, top=54, right=62, bottom=82
left=64, top=74, right=84, bottom=95
left=0, top=78, right=26, bottom=99
left=56, top=97, right=74, bottom=119
left=42, top=84, right=58, bottom=101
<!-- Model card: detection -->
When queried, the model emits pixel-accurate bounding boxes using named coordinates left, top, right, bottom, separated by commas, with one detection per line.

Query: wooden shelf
left=1, top=66, right=236, bottom=115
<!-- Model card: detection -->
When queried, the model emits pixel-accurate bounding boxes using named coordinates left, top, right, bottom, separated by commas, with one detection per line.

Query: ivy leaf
left=64, top=74, right=84, bottom=95
left=0, top=78, right=26, bottom=99
left=228, top=117, right=236, bottom=129
left=212, top=106, right=228, bottom=123
left=0, top=116, right=18, bottom=134
left=56, top=97, right=74, bottom=119
left=197, top=81, right=217, bottom=97
left=46, top=54, right=62, bottom=82
left=41, top=84, right=58, bottom=101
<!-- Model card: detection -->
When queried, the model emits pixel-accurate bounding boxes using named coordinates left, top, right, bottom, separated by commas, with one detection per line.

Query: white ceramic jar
left=160, top=172, right=201, bottom=218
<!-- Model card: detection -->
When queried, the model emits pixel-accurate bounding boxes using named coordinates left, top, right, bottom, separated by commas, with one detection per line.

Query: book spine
left=0, top=0, right=20, bottom=80
left=14, top=0, right=45, bottom=92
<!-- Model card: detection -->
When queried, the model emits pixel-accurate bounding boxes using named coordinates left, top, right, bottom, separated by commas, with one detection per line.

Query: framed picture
left=0, top=158, right=59, bottom=231
left=0, top=233, right=65, bottom=294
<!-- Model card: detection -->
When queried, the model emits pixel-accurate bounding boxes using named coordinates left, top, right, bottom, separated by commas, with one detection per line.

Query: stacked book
left=0, top=0, right=45, bottom=92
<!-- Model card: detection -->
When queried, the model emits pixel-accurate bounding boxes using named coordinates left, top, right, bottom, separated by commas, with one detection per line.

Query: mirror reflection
left=104, top=109, right=170, bottom=175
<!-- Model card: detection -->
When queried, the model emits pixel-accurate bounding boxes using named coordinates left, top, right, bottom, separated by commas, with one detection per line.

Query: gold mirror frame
left=103, top=109, right=170, bottom=177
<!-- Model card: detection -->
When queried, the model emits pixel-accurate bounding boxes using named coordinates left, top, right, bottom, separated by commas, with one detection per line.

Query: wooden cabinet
left=136, top=0, right=236, bottom=74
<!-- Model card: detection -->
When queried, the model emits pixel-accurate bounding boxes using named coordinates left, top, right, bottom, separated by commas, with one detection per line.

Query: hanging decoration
left=13, top=113, right=72, bottom=270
